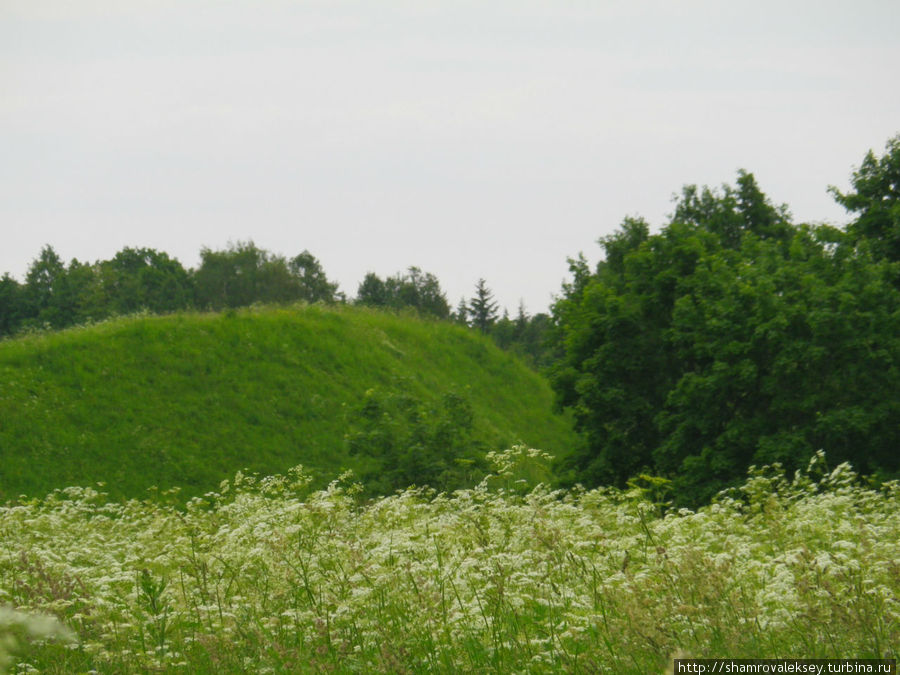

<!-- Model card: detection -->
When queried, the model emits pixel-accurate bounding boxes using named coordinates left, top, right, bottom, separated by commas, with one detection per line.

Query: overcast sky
left=2, top=0, right=899, bottom=314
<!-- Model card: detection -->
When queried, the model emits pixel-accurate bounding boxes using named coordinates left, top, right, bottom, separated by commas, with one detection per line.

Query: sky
left=2, top=0, right=899, bottom=314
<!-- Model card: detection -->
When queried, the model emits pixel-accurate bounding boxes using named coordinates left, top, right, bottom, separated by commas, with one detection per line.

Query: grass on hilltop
left=0, top=304, right=576, bottom=502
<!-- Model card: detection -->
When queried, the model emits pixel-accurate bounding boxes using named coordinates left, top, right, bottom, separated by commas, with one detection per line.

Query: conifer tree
left=468, top=279, right=499, bottom=334
left=453, top=297, right=469, bottom=326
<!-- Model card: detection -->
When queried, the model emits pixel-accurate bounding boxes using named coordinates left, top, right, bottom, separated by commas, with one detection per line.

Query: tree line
left=0, top=243, right=337, bottom=336
left=0, top=241, right=551, bottom=363
left=547, top=135, right=900, bottom=503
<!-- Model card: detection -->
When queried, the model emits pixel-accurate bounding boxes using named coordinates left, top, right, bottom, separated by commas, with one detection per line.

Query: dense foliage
left=1, top=451, right=897, bottom=673
left=355, top=267, right=450, bottom=319
left=490, top=304, right=554, bottom=368
left=551, top=138, right=900, bottom=503
left=345, top=387, right=486, bottom=494
left=0, top=242, right=339, bottom=337
left=193, top=243, right=342, bottom=310
left=831, top=135, right=900, bottom=264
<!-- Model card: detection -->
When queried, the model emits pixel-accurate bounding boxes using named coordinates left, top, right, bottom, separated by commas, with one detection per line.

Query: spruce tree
left=468, top=278, right=499, bottom=334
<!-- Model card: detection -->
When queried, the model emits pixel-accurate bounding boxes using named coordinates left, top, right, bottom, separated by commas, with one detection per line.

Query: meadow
left=1, top=448, right=897, bottom=673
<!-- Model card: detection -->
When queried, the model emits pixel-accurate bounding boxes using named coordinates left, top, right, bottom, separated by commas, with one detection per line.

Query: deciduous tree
left=289, top=250, right=340, bottom=303
left=831, top=134, right=900, bottom=263
left=355, top=267, right=450, bottom=319
left=551, top=169, right=900, bottom=504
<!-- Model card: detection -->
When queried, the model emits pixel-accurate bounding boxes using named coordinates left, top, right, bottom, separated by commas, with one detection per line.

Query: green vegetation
left=550, top=138, right=900, bottom=504
left=355, top=267, right=451, bottom=319
left=0, top=242, right=342, bottom=338
left=3, top=135, right=899, bottom=505
left=1, top=450, right=897, bottom=673
left=0, top=304, right=575, bottom=501
left=0, top=241, right=555, bottom=366
left=1, top=134, right=900, bottom=672
left=831, top=134, right=900, bottom=264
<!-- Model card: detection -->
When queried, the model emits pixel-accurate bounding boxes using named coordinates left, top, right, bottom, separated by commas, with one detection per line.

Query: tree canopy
left=831, top=134, right=900, bottom=263
left=468, top=278, right=499, bottom=334
left=0, top=242, right=342, bottom=338
left=550, top=165, right=900, bottom=503
left=354, top=267, right=450, bottom=319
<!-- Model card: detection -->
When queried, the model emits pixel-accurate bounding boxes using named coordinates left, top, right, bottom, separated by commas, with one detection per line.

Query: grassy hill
left=0, top=304, right=576, bottom=501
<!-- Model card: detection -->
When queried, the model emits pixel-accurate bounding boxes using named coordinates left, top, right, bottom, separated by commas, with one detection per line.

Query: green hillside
left=0, top=304, right=575, bottom=501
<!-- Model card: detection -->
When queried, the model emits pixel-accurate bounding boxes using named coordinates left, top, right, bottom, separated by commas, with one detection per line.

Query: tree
left=356, top=272, right=388, bottom=308
left=193, top=242, right=267, bottom=310
left=57, top=258, right=104, bottom=326
left=506, top=303, right=554, bottom=368
left=520, top=312, right=553, bottom=368
left=551, top=220, right=713, bottom=488
left=193, top=242, right=336, bottom=310
left=23, top=245, right=66, bottom=328
left=491, top=309, right=515, bottom=349
left=403, top=267, right=450, bottom=319
left=672, top=171, right=791, bottom=249
left=453, top=297, right=469, bottom=326
left=0, top=273, right=24, bottom=337
left=289, top=250, right=340, bottom=303
left=550, top=170, right=900, bottom=504
left=830, top=134, right=900, bottom=263
left=514, top=301, right=529, bottom=335
left=99, top=247, right=192, bottom=315
left=345, top=387, right=485, bottom=494
left=657, top=228, right=900, bottom=500
left=354, top=267, right=450, bottom=319
left=468, top=278, right=499, bottom=334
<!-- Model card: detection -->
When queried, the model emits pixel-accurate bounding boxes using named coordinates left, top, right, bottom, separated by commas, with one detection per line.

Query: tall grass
left=1, top=449, right=897, bottom=673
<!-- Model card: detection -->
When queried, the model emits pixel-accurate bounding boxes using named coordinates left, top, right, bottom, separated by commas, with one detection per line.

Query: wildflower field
left=1, top=449, right=898, bottom=674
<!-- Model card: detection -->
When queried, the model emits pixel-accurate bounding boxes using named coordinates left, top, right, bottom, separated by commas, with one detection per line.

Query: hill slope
left=0, top=304, right=576, bottom=500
